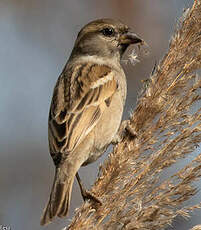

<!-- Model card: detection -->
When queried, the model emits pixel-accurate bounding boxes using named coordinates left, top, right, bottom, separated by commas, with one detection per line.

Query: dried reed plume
left=65, top=1, right=201, bottom=229
left=191, top=225, right=201, bottom=230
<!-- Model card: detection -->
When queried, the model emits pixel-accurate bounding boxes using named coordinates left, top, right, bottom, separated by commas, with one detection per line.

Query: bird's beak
left=119, top=32, right=142, bottom=45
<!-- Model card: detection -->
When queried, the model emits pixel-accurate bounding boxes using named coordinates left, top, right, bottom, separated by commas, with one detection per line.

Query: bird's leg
left=76, top=172, right=101, bottom=204
left=112, top=120, right=137, bottom=144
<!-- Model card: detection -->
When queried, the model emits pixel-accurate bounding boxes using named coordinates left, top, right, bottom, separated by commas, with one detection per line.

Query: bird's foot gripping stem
left=76, top=173, right=102, bottom=204
left=112, top=119, right=137, bottom=144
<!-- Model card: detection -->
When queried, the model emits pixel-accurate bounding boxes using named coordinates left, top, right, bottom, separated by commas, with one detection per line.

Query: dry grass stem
left=191, top=225, right=201, bottom=230
left=66, top=1, right=201, bottom=229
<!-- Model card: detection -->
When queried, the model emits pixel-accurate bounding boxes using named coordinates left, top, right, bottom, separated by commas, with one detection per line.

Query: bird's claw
left=81, top=189, right=102, bottom=204
left=112, top=120, right=137, bottom=144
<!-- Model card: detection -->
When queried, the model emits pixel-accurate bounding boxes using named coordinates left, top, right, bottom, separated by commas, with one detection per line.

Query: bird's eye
left=101, top=27, right=115, bottom=37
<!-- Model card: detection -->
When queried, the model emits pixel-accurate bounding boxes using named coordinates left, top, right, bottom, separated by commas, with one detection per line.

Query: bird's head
left=71, top=18, right=143, bottom=61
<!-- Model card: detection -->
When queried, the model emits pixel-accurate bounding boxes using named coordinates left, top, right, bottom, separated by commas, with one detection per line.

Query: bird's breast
left=84, top=90, right=125, bottom=165
left=114, top=67, right=127, bottom=106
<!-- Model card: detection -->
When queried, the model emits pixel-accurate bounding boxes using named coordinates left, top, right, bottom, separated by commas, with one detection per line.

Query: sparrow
left=40, top=18, right=142, bottom=225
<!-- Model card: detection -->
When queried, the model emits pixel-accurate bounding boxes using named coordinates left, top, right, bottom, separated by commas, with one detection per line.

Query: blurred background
left=1, top=0, right=200, bottom=230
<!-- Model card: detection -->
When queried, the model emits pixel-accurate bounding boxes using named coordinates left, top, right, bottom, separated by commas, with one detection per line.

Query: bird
left=40, top=18, right=142, bottom=225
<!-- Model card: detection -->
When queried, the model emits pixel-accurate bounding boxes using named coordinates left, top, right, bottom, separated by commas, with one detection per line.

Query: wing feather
left=48, top=63, right=117, bottom=165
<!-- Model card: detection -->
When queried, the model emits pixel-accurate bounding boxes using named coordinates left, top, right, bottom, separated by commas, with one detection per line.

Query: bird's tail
left=40, top=166, right=74, bottom=226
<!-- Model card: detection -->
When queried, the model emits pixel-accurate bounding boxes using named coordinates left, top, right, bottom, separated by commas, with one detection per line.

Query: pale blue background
left=0, top=0, right=200, bottom=230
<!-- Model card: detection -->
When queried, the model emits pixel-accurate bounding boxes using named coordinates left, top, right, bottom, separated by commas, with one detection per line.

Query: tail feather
left=40, top=168, right=74, bottom=226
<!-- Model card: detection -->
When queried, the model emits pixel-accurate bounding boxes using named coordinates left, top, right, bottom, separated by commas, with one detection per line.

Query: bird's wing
left=48, top=63, right=118, bottom=163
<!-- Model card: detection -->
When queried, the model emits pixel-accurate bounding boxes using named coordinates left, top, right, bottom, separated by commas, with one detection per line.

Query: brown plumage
left=40, top=18, right=142, bottom=225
